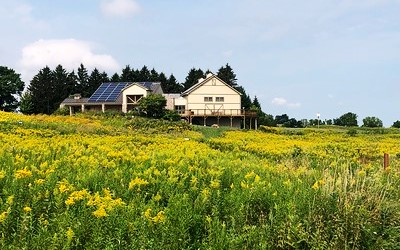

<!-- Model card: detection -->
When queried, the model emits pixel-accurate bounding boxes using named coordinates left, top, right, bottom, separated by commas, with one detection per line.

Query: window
left=204, top=97, right=213, bottom=102
left=216, top=97, right=224, bottom=102
left=175, top=105, right=185, bottom=114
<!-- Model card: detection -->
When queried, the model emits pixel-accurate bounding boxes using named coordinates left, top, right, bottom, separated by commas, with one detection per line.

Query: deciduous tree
left=0, top=66, right=24, bottom=111
left=362, top=116, right=383, bottom=128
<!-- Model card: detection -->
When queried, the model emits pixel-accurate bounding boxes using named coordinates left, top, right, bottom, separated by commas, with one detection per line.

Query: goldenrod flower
left=23, top=206, right=32, bottom=213
left=128, top=177, right=149, bottom=190
left=15, top=169, right=32, bottom=179
left=210, top=179, right=220, bottom=189
left=92, top=206, right=108, bottom=218
left=66, top=227, right=74, bottom=242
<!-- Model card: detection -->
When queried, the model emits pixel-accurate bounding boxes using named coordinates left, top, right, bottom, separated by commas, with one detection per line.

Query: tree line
left=1, top=64, right=400, bottom=128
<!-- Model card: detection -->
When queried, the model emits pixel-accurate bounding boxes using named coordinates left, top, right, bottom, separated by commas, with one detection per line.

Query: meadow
left=0, top=111, right=399, bottom=249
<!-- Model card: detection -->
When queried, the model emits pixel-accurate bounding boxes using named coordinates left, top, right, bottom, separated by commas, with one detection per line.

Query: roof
left=181, top=73, right=241, bottom=96
left=61, top=97, right=90, bottom=104
left=87, top=82, right=163, bottom=103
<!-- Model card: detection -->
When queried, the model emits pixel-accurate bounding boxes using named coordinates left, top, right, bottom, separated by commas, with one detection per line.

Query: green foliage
left=162, top=110, right=181, bottom=121
left=139, top=94, right=167, bottom=118
left=52, top=107, right=70, bottom=116
left=363, top=116, right=383, bottom=128
left=216, top=63, right=237, bottom=87
left=183, top=68, right=205, bottom=90
left=347, top=128, right=358, bottom=136
left=19, top=91, right=34, bottom=115
left=392, top=120, right=400, bottom=128
left=234, top=86, right=252, bottom=109
left=334, top=112, right=358, bottom=127
left=0, top=66, right=24, bottom=112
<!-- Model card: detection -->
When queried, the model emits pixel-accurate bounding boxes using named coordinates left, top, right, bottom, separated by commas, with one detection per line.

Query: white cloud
left=271, top=97, right=301, bottom=108
left=101, top=0, right=140, bottom=17
left=19, top=39, right=120, bottom=82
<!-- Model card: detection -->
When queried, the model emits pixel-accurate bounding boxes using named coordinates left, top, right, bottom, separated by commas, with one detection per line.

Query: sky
left=1, top=0, right=400, bottom=126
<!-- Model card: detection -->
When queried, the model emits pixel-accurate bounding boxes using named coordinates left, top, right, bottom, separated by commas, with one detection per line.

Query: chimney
left=73, top=94, right=82, bottom=100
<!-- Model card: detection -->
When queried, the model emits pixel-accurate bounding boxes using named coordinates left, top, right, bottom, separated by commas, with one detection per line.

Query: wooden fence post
left=384, top=153, right=389, bottom=171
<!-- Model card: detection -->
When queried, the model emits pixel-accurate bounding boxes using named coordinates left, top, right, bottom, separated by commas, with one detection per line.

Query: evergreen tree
left=252, top=96, right=262, bottom=110
left=167, top=74, right=183, bottom=93
left=0, top=66, right=24, bottom=111
left=87, top=68, right=104, bottom=97
left=120, top=65, right=134, bottom=82
left=77, top=64, right=89, bottom=95
left=150, top=68, right=160, bottom=82
left=51, top=65, right=73, bottom=113
left=234, top=86, right=252, bottom=109
left=183, top=68, right=205, bottom=90
left=110, top=73, right=120, bottom=82
left=19, top=91, right=34, bottom=115
left=28, top=66, right=54, bottom=114
left=139, top=66, right=151, bottom=81
left=158, top=72, right=168, bottom=92
left=217, top=63, right=237, bottom=87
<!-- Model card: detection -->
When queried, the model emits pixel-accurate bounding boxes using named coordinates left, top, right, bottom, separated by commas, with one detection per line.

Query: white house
left=60, top=73, right=257, bottom=128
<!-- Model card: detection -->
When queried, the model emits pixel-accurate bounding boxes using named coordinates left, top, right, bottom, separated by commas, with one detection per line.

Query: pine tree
left=183, top=68, right=205, bottom=90
left=217, top=63, right=237, bottom=87
left=77, top=64, right=89, bottom=96
left=87, top=68, right=104, bottom=97
left=234, top=86, right=252, bottom=109
left=120, top=65, right=134, bottom=81
left=165, top=74, right=183, bottom=93
left=110, top=73, right=120, bottom=82
left=139, top=66, right=151, bottom=81
left=252, top=96, right=262, bottom=110
left=150, top=68, right=160, bottom=82
left=28, top=66, right=54, bottom=114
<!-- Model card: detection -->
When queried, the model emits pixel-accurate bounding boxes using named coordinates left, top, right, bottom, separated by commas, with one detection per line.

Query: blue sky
left=1, top=0, right=400, bottom=126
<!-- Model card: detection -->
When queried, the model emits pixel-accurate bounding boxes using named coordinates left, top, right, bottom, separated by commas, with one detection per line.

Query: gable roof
left=181, top=73, right=241, bottom=96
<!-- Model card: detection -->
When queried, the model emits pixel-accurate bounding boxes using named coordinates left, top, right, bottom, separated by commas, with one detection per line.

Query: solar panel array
left=88, top=82, right=131, bottom=102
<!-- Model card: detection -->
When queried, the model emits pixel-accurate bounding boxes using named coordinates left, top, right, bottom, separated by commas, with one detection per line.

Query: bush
left=52, top=107, right=70, bottom=116
left=163, top=110, right=181, bottom=121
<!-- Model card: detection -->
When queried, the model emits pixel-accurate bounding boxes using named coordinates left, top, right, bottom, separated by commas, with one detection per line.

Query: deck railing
left=179, top=109, right=257, bottom=117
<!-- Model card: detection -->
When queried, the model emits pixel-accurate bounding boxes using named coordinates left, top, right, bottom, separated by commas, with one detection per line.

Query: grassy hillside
left=0, top=111, right=399, bottom=249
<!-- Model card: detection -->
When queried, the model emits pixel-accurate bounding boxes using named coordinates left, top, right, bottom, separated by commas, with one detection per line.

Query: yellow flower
left=230, top=183, right=234, bottom=189
left=0, top=170, right=6, bottom=179
left=128, top=177, right=149, bottom=190
left=6, top=196, right=14, bottom=205
left=144, top=208, right=152, bottom=220
left=34, top=178, right=45, bottom=185
left=23, top=206, right=32, bottom=213
left=92, top=206, right=108, bottom=218
left=0, top=211, right=8, bottom=223
left=153, top=193, right=162, bottom=202
left=66, top=227, right=74, bottom=242
left=15, top=168, right=32, bottom=179
left=152, top=211, right=165, bottom=223
left=210, top=179, right=220, bottom=189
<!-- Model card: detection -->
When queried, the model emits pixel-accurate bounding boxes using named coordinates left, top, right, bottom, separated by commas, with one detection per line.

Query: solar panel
left=88, top=82, right=131, bottom=102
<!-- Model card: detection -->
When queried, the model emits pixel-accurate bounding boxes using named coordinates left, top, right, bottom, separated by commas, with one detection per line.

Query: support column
left=255, top=118, right=258, bottom=130
left=69, top=106, right=73, bottom=116
left=102, top=104, right=105, bottom=113
left=230, top=117, right=233, bottom=127
left=81, top=104, right=85, bottom=113
left=204, top=117, right=207, bottom=126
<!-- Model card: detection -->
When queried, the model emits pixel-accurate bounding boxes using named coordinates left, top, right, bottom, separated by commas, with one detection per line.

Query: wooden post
left=384, top=153, right=389, bottom=170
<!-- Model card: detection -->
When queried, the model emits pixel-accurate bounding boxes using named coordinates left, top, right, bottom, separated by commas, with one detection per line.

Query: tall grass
left=0, top=112, right=399, bottom=249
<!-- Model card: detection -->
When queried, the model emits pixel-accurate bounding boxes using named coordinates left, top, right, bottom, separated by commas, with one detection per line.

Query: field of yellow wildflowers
left=0, top=111, right=399, bottom=249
